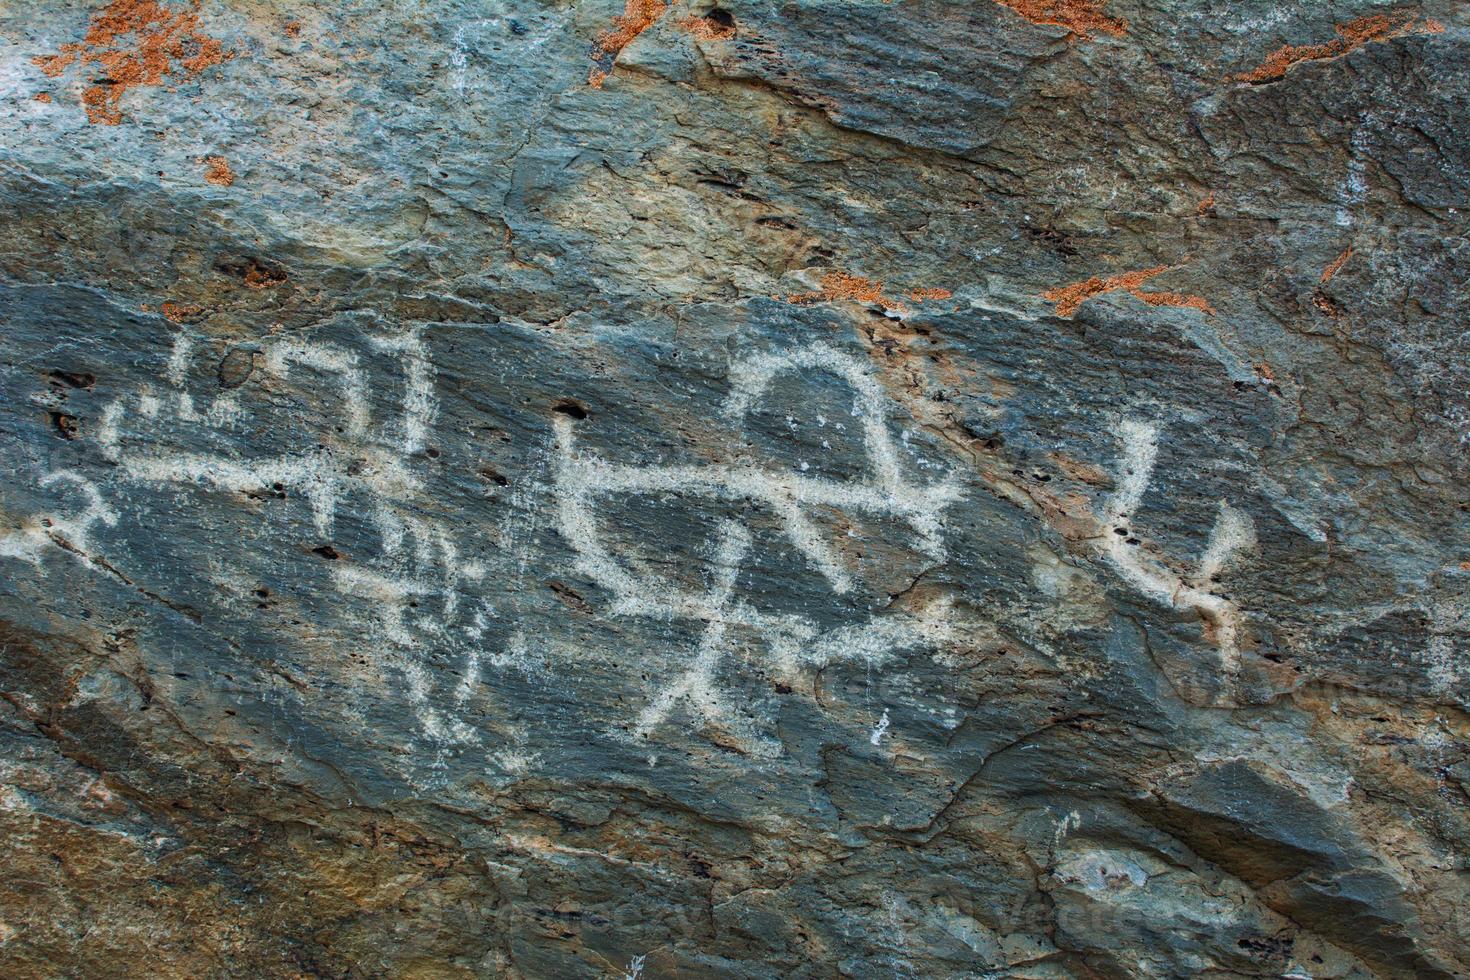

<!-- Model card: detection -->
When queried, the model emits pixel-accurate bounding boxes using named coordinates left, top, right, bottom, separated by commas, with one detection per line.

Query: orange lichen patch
left=1197, top=191, right=1217, bottom=217
left=677, top=12, right=735, bottom=40
left=202, top=155, right=234, bottom=186
left=1320, top=246, right=1353, bottom=283
left=160, top=302, right=202, bottom=323
left=991, top=0, right=1126, bottom=39
left=34, top=92, right=53, bottom=103
left=284, top=20, right=302, bottom=37
left=34, top=50, right=77, bottom=77
left=1232, top=12, right=1440, bottom=83
left=1042, top=266, right=1165, bottom=317
left=1043, top=266, right=1214, bottom=317
left=588, top=0, right=668, bottom=83
left=790, top=272, right=896, bottom=307
left=242, top=263, right=287, bottom=290
left=30, top=0, right=233, bottom=125
left=1136, top=290, right=1216, bottom=315
left=787, top=274, right=953, bottom=314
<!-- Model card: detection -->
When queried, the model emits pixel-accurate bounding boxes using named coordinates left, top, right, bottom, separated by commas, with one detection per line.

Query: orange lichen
left=34, top=50, right=77, bottom=77
left=1042, top=266, right=1165, bottom=317
left=202, top=155, right=234, bottom=186
left=1233, top=12, right=1440, bottom=83
left=790, top=272, right=895, bottom=307
left=241, top=262, right=287, bottom=290
left=677, top=12, right=735, bottom=40
left=599, top=0, right=668, bottom=52
left=787, top=273, right=953, bottom=314
left=30, top=0, right=233, bottom=125
left=34, top=92, right=53, bottom=103
left=1043, top=266, right=1214, bottom=317
left=1320, top=246, right=1353, bottom=284
left=991, top=0, right=1126, bottom=39
left=1196, top=191, right=1217, bottom=216
left=160, top=302, right=202, bottom=323
left=284, top=20, right=302, bottom=37
left=1312, top=292, right=1341, bottom=317
left=588, top=0, right=668, bottom=84
left=1135, top=290, right=1216, bottom=315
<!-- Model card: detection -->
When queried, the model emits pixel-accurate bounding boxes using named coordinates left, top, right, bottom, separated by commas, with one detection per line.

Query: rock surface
left=1, top=0, right=1468, bottom=976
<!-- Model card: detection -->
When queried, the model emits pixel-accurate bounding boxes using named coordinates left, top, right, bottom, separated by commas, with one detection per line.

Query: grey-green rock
left=1, top=0, right=1468, bottom=976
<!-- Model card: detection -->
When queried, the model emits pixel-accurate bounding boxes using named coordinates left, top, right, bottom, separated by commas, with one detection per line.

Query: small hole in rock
left=50, top=412, right=79, bottom=440
left=311, top=545, right=341, bottom=560
left=553, top=399, right=588, bottom=419
left=49, top=370, right=96, bottom=390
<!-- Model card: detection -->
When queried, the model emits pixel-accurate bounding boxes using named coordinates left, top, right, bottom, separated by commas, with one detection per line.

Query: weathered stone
left=1, top=0, right=1467, bottom=976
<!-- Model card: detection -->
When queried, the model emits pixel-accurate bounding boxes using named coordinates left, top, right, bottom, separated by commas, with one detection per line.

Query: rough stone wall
left=1, top=0, right=1468, bottom=976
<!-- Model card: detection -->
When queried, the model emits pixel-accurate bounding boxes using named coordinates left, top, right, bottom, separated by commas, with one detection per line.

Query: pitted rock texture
left=2, top=1, right=1469, bottom=977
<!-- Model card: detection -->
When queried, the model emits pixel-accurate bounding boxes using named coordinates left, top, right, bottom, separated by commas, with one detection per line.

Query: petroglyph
left=0, top=471, right=117, bottom=571
left=1098, top=419, right=1256, bottom=672
left=552, top=343, right=964, bottom=753
left=72, top=330, right=1269, bottom=752
left=98, top=331, right=429, bottom=537
left=329, top=522, right=488, bottom=745
left=94, top=329, right=491, bottom=746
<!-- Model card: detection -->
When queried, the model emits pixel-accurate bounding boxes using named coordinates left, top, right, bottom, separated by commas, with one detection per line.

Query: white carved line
left=0, top=471, right=118, bottom=570
left=263, top=340, right=370, bottom=438
left=795, top=596, right=959, bottom=671
left=165, top=335, right=244, bottom=425
left=371, top=332, right=436, bottom=454
left=552, top=408, right=960, bottom=599
left=1100, top=420, right=1256, bottom=671
left=1423, top=599, right=1464, bottom=694
left=329, top=539, right=485, bottom=745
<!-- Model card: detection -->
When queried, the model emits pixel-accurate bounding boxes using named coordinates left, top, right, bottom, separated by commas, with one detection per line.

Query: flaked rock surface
left=1, top=0, right=1468, bottom=976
